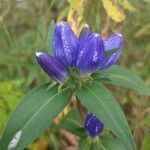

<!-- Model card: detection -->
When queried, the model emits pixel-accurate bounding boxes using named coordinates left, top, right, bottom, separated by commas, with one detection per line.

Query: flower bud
left=99, top=33, right=123, bottom=70
left=53, top=21, right=79, bottom=68
left=36, top=52, right=67, bottom=82
left=76, top=33, right=105, bottom=74
left=84, top=113, right=104, bottom=138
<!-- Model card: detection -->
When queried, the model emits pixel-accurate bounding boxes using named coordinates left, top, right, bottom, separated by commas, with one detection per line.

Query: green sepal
left=79, top=137, right=106, bottom=150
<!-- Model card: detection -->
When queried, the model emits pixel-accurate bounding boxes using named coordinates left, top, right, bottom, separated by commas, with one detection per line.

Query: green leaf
left=75, top=82, right=136, bottom=150
left=3, top=25, right=14, bottom=50
left=47, top=20, right=55, bottom=54
left=94, top=65, right=150, bottom=96
left=101, top=136, right=127, bottom=150
left=0, top=83, right=72, bottom=150
left=59, top=110, right=86, bottom=138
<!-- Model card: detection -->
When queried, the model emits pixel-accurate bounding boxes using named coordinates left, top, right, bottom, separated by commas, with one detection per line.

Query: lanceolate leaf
left=94, top=65, right=150, bottom=96
left=47, top=20, right=55, bottom=54
left=75, top=82, right=136, bottom=150
left=0, top=83, right=72, bottom=150
left=101, top=136, right=127, bottom=150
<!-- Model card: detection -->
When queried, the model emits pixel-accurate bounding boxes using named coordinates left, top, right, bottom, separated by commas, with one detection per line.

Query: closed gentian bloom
left=99, top=33, right=123, bottom=70
left=36, top=52, right=67, bottom=82
left=76, top=33, right=105, bottom=74
left=53, top=21, right=79, bottom=68
left=79, top=26, right=91, bottom=41
left=84, top=113, right=104, bottom=137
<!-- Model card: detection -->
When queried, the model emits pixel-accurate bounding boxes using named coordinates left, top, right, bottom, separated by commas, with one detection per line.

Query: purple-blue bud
left=36, top=52, right=67, bottom=82
left=53, top=21, right=79, bottom=68
left=99, top=33, right=123, bottom=70
left=76, top=33, right=105, bottom=74
left=84, top=113, right=104, bottom=138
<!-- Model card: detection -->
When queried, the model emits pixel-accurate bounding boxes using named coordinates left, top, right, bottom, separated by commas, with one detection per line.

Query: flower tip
left=83, top=24, right=89, bottom=28
left=79, top=26, right=91, bottom=41
left=116, top=33, right=123, bottom=37
left=56, top=21, right=67, bottom=27
left=93, top=33, right=100, bottom=38
left=36, top=52, right=43, bottom=57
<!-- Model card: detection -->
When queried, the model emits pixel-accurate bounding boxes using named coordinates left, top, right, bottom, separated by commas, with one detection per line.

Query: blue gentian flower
left=84, top=113, right=104, bottom=137
left=36, top=21, right=123, bottom=83
left=76, top=33, right=105, bottom=74
left=53, top=21, right=79, bottom=68
left=99, top=33, right=123, bottom=70
left=36, top=52, right=67, bottom=82
left=77, top=27, right=123, bottom=73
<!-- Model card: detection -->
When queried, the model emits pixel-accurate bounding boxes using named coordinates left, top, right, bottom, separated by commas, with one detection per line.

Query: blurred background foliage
left=0, top=0, right=150, bottom=149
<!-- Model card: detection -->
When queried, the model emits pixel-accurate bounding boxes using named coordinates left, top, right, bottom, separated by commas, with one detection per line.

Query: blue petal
left=99, top=33, right=123, bottom=70
left=52, top=21, right=79, bottom=68
left=36, top=52, right=67, bottom=82
left=84, top=113, right=104, bottom=137
left=79, top=26, right=91, bottom=41
left=76, top=33, right=105, bottom=74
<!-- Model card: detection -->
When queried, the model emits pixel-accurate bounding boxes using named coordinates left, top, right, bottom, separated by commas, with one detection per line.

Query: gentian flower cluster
left=84, top=113, right=104, bottom=137
left=36, top=21, right=123, bottom=83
